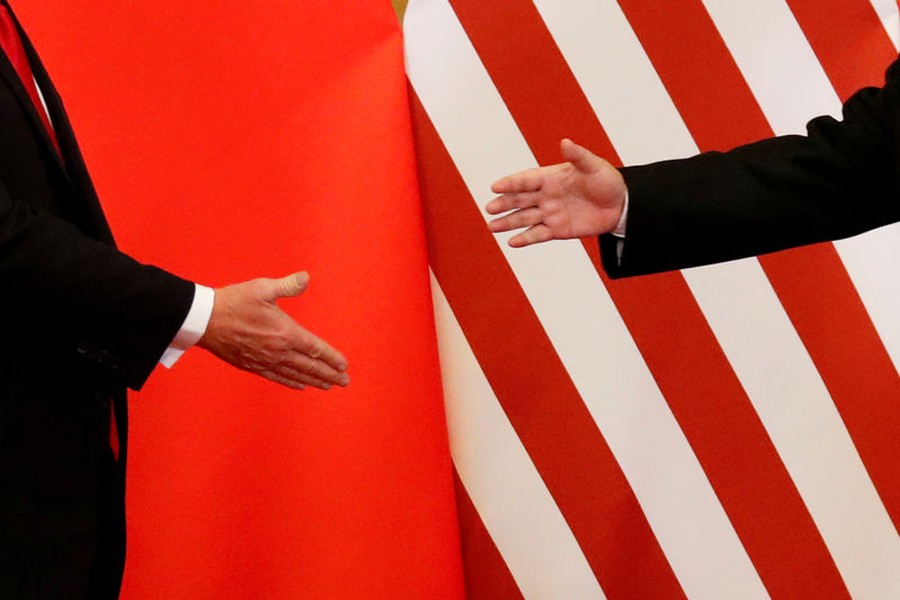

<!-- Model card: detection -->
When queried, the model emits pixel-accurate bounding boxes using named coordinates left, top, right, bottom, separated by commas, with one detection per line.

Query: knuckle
left=307, top=343, right=324, bottom=360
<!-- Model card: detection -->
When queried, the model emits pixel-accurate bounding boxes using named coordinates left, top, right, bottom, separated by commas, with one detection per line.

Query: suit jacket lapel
left=2, top=2, right=116, bottom=245
left=0, top=6, right=67, bottom=168
left=0, top=39, right=64, bottom=169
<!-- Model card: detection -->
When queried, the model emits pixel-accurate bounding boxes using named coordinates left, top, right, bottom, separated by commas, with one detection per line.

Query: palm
left=541, top=159, right=622, bottom=238
left=487, top=140, right=626, bottom=247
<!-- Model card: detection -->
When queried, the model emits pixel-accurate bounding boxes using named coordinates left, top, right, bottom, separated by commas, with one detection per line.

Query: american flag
left=405, top=1, right=900, bottom=598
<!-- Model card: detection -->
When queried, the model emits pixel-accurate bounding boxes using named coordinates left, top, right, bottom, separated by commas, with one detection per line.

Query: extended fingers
left=297, top=334, right=348, bottom=372
left=240, top=324, right=350, bottom=390
left=485, top=190, right=541, bottom=216
left=280, top=329, right=349, bottom=384
left=290, top=349, right=350, bottom=387
left=264, top=363, right=339, bottom=391
left=244, top=349, right=349, bottom=390
left=256, top=368, right=339, bottom=391
left=488, top=206, right=543, bottom=233
left=508, top=224, right=553, bottom=248
left=491, top=168, right=547, bottom=195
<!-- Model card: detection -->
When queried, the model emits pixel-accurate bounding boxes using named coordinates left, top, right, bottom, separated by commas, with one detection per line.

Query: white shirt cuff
left=159, top=284, right=215, bottom=368
left=611, top=191, right=629, bottom=264
left=611, top=191, right=629, bottom=237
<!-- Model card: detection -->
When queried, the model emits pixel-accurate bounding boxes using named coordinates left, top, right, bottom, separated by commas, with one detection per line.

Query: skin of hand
left=486, top=139, right=628, bottom=247
left=197, top=272, right=349, bottom=391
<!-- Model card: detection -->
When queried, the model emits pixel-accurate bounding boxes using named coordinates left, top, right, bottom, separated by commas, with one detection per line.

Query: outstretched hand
left=486, top=139, right=627, bottom=247
left=197, top=272, right=349, bottom=391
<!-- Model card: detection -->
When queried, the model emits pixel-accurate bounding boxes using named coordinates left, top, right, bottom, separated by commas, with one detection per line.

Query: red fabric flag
left=15, top=2, right=464, bottom=598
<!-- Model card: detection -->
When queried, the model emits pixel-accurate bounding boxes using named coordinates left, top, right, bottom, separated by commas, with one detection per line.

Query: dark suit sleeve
left=601, top=57, right=900, bottom=278
left=0, top=182, right=195, bottom=390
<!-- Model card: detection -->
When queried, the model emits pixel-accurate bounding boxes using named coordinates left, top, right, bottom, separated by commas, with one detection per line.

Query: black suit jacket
left=0, top=2, right=195, bottom=597
left=601, top=56, right=900, bottom=278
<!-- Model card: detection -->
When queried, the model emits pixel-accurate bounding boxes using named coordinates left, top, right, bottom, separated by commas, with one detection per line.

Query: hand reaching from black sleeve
left=487, top=139, right=627, bottom=246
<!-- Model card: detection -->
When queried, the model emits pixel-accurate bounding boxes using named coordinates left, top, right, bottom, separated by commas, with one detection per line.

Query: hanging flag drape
left=406, top=0, right=900, bottom=598
left=15, top=1, right=465, bottom=598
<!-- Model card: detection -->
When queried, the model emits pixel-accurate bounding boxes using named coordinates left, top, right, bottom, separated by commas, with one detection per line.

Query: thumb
left=560, top=138, right=599, bottom=174
left=267, top=271, right=310, bottom=301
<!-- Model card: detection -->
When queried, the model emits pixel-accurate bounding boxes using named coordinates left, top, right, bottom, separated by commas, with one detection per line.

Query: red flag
left=16, top=1, right=464, bottom=598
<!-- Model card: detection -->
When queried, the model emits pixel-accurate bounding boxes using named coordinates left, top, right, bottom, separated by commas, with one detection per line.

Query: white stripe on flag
left=406, top=3, right=769, bottom=598
left=432, top=274, right=605, bottom=600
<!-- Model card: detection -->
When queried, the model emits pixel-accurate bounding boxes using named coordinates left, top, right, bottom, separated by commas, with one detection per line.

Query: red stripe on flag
left=785, top=0, right=898, bottom=100
left=411, top=90, right=686, bottom=599
left=452, top=470, right=525, bottom=600
left=620, top=0, right=900, bottom=533
left=451, top=0, right=852, bottom=596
